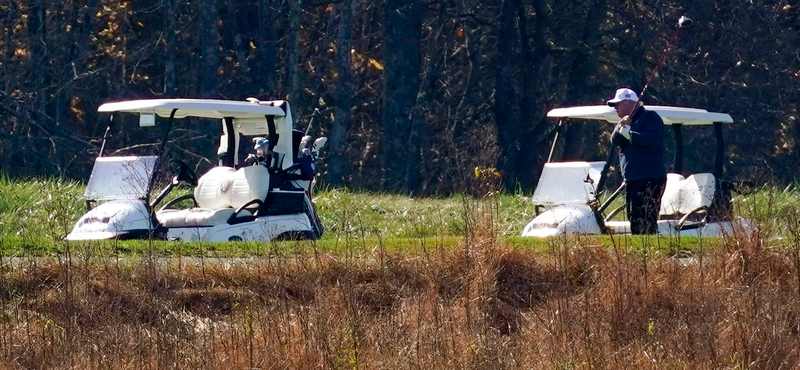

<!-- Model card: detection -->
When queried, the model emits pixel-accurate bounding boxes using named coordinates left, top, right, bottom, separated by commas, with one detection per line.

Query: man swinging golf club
left=608, top=88, right=666, bottom=235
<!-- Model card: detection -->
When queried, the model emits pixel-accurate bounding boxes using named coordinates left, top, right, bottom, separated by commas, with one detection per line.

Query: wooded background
left=1, top=0, right=799, bottom=194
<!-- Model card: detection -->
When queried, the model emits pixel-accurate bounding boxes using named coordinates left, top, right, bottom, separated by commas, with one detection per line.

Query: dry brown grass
left=1, top=229, right=800, bottom=369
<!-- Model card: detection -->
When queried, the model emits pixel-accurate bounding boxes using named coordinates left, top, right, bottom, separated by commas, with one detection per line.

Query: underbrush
left=2, top=227, right=800, bottom=368
left=3, top=178, right=800, bottom=367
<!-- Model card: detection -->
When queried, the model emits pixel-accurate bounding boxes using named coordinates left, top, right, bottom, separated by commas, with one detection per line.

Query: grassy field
left=0, top=175, right=549, bottom=255
left=3, top=176, right=800, bottom=368
left=3, top=175, right=793, bottom=255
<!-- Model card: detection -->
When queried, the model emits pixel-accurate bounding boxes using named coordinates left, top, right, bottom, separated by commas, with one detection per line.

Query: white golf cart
left=67, top=98, right=326, bottom=242
left=522, top=105, right=746, bottom=237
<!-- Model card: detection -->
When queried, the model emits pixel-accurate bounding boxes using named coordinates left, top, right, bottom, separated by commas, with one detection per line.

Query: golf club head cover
left=300, top=135, right=313, bottom=149
left=313, top=137, right=327, bottom=154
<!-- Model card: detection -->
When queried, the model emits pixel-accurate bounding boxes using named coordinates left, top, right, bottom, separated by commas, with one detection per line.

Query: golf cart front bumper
left=66, top=199, right=159, bottom=241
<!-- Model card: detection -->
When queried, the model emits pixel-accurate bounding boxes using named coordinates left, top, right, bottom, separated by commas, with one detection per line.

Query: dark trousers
left=626, top=177, right=667, bottom=235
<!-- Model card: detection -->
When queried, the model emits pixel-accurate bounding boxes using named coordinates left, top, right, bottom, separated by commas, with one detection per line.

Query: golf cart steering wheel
left=172, top=159, right=198, bottom=187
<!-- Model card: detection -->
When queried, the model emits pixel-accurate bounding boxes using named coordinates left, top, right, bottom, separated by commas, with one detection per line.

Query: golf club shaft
left=634, top=15, right=691, bottom=114
left=546, top=120, right=564, bottom=163
left=305, top=108, right=321, bottom=137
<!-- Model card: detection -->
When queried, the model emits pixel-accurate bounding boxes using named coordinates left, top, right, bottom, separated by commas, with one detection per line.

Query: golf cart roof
left=98, top=99, right=287, bottom=119
left=97, top=98, right=295, bottom=169
left=547, top=105, right=733, bottom=126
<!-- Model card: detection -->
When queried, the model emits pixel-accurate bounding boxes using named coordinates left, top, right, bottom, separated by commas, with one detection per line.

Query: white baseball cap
left=607, top=88, right=639, bottom=106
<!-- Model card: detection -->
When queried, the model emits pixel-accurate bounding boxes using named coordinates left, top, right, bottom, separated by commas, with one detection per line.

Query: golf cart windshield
left=84, top=156, right=158, bottom=200
left=532, top=161, right=605, bottom=206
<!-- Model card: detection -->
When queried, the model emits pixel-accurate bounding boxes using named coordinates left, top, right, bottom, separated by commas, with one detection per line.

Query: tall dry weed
left=4, top=202, right=800, bottom=367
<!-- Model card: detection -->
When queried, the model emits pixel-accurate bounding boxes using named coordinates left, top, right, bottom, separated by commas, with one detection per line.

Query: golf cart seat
left=157, top=165, right=270, bottom=227
left=229, top=165, right=271, bottom=210
left=659, top=173, right=716, bottom=228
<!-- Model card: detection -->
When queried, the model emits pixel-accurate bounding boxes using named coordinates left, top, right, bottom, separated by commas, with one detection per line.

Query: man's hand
left=618, top=122, right=631, bottom=140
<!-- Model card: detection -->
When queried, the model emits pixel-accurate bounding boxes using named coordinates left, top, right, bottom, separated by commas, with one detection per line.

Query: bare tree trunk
left=327, top=0, right=355, bottom=187
left=255, top=0, right=278, bottom=96
left=493, top=0, right=550, bottom=191
left=287, top=0, right=302, bottom=109
left=0, top=3, right=15, bottom=173
left=419, top=3, right=450, bottom=192
left=28, top=0, right=53, bottom=173
left=225, top=0, right=252, bottom=83
left=515, top=0, right=536, bottom=138
left=382, top=0, right=423, bottom=193
left=199, top=0, right=220, bottom=97
left=29, top=0, right=47, bottom=103
left=514, top=0, right=550, bottom=189
left=493, top=0, right=519, bottom=189
left=560, top=0, right=608, bottom=162
left=1, top=2, right=13, bottom=94
left=163, top=0, right=177, bottom=96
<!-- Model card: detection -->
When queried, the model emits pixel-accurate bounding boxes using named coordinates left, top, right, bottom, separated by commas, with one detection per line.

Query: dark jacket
left=610, top=107, right=666, bottom=182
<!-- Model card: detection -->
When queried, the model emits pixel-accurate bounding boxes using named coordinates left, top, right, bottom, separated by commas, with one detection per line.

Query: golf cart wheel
left=275, top=230, right=317, bottom=241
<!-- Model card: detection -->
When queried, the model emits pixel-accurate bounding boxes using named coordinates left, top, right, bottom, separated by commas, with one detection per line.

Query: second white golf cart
left=67, top=98, right=326, bottom=242
left=522, top=105, right=747, bottom=237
